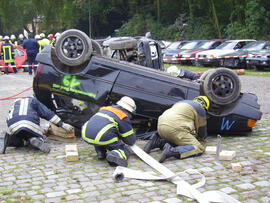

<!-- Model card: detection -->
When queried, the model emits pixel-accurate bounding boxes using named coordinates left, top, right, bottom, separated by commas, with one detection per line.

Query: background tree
left=0, top=0, right=270, bottom=40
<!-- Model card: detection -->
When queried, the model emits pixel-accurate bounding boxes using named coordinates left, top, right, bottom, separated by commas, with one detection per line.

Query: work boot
left=106, top=151, right=128, bottom=167
left=94, top=146, right=107, bottom=160
left=144, top=132, right=167, bottom=153
left=0, top=132, right=10, bottom=154
left=159, top=143, right=180, bottom=163
left=29, top=137, right=50, bottom=153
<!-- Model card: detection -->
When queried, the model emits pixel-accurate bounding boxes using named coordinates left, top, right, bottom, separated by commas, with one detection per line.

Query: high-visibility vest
left=9, top=40, right=18, bottom=46
left=1, top=43, right=15, bottom=63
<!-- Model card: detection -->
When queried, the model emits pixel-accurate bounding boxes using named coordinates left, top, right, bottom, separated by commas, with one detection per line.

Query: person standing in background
left=23, top=33, right=40, bottom=75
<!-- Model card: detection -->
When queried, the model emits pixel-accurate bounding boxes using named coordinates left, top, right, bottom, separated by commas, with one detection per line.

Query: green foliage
left=245, top=0, right=270, bottom=40
left=1, top=0, right=270, bottom=40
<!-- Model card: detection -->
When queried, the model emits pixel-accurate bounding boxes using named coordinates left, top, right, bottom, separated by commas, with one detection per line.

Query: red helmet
left=48, top=34, right=54, bottom=39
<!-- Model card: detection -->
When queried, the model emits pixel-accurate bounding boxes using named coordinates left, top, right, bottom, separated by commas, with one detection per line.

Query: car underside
left=33, top=29, right=262, bottom=136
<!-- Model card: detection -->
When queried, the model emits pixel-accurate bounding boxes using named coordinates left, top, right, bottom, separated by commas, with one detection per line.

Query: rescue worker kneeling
left=82, top=96, right=136, bottom=167
left=0, top=97, right=73, bottom=154
left=144, top=96, right=210, bottom=163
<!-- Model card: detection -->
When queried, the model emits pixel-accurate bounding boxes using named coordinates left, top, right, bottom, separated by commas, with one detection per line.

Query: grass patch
left=164, top=64, right=270, bottom=77
left=0, top=188, right=15, bottom=195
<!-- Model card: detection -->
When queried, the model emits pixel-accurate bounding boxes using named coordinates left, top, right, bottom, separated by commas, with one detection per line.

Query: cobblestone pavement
left=0, top=72, right=269, bottom=203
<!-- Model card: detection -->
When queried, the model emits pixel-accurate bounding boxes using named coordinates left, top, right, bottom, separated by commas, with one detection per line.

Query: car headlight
left=182, top=54, right=191, bottom=58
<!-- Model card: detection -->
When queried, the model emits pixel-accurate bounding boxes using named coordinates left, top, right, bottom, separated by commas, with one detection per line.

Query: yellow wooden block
left=231, top=163, right=242, bottom=172
left=47, top=123, right=75, bottom=138
left=219, top=150, right=236, bottom=161
left=205, top=146, right=217, bottom=155
left=65, top=145, right=79, bottom=162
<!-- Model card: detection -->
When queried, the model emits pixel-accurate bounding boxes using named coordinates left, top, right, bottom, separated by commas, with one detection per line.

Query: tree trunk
left=209, top=0, right=222, bottom=38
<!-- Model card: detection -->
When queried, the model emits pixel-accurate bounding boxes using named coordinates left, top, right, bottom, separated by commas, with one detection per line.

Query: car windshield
left=215, top=41, right=238, bottom=49
left=241, top=41, right=266, bottom=51
left=197, top=41, right=214, bottom=49
left=14, top=49, right=24, bottom=57
left=181, top=41, right=202, bottom=49
left=166, top=41, right=181, bottom=50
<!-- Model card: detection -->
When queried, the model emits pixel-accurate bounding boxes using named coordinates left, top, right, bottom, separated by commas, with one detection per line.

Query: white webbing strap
left=130, top=144, right=209, bottom=203
left=113, top=144, right=241, bottom=203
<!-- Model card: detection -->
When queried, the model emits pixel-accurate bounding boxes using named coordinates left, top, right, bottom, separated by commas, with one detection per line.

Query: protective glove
left=62, top=123, right=74, bottom=132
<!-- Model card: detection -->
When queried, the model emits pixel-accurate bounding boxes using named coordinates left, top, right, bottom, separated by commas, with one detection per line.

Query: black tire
left=192, top=60, right=202, bottom=67
left=255, top=66, right=264, bottom=71
left=55, top=29, right=92, bottom=66
left=91, top=40, right=103, bottom=56
left=199, top=69, right=216, bottom=81
left=109, top=39, right=137, bottom=50
left=246, top=64, right=253, bottom=69
left=203, top=68, right=241, bottom=105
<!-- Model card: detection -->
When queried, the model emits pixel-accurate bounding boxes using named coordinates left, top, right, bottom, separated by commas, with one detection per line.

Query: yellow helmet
left=194, top=96, right=210, bottom=110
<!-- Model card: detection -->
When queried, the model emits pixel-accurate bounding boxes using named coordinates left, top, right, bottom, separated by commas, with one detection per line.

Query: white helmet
left=4, top=36, right=9, bottom=40
left=10, top=34, right=16, bottom=40
left=167, top=65, right=180, bottom=77
left=19, top=34, right=24, bottom=39
left=40, top=33, right=45, bottom=38
left=55, top=32, right=61, bottom=38
left=117, top=96, right=136, bottom=113
left=35, top=34, right=40, bottom=40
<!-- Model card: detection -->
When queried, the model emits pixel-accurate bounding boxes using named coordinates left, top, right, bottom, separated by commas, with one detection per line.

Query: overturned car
left=33, top=29, right=262, bottom=136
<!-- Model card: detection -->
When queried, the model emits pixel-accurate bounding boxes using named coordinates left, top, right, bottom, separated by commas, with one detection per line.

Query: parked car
left=195, top=39, right=256, bottom=67
left=174, top=39, right=227, bottom=66
left=163, top=40, right=205, bottom=63
left=0, top=42, right=27, bottom=72
left=33, top=29, right=262, bottom=136
left=246, top=49, right=270, bottom=70
left=220, top=41, right=270, bottom=68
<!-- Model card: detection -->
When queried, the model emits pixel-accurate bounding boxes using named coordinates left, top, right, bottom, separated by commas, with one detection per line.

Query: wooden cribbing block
left=65, top=144, right=79, bottom=162
left=205, top=146, right=217, bottom=155
left=219, top=150, right=236, bottom=161
left=47, top=123, right=75, bottom=138
left=231, top=163, right=242, bottom=172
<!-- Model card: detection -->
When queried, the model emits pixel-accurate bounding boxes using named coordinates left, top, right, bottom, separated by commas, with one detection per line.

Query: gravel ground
left=239, top=75, right=270, bottom=114
left=0, top=72, right=269, bottom=202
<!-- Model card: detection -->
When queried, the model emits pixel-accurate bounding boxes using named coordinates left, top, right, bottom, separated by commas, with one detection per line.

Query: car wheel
left=199, top=69, right=216, bottom=81
left=255, top=66, right=264, bottom=71
left=203, top=68, right=241, bottom=105
left=109, top=38, right=137, bottom=50
left=91, top=39, right=103, bottom=55
left=192, top=60, right=202, bottom=67
left=55, top=29, right=92, bottom=66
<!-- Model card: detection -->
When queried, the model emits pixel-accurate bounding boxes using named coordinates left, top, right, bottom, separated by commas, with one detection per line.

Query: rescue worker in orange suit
left=82, top=96, right=136, bottom=167
left=0, top=36, right=17, bottom=74
left=144, top=96, right=210, bottom=162
left=0, top=97, right=73, bottom=154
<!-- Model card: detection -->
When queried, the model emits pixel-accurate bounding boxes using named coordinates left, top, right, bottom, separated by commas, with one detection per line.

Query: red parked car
left=0, top=42, right=27, bottom=73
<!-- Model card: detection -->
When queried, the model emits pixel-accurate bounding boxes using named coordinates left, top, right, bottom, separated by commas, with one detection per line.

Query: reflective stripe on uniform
left=118, top=149, right=127, bottom=160
left=82, top=121, right=119, bottom=145
left=2, top=45, right=15, bottom=63
left=112, top=149, right=127, bottom=160
left=120, top=129, right=134, bottom=137
left=8, top=104, right=15, bottom=119
left=18, top=98, right=29, bottom=116
left=8, top=120, right=43, bottom=135
left=96, top=112, right=119, bottom=131
left=49, top=115, right=61, bottom=125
